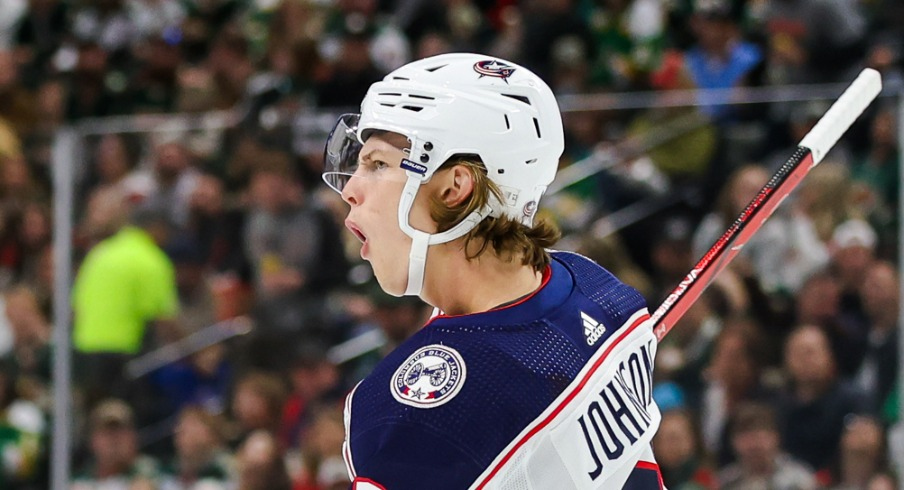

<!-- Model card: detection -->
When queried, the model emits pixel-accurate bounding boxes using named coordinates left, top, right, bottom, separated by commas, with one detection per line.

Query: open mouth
left=345, top=220, right=367, bottom=244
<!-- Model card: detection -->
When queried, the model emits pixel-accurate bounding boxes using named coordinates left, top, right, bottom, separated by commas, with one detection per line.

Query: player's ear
left=436, top=164, right=475, bottom=207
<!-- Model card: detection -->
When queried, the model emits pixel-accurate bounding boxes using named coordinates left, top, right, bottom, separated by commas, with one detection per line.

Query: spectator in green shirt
left=72, top=205, right=180, bottom=410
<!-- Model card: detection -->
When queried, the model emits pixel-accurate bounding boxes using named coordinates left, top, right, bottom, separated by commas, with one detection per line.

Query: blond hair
left=429, top=156, right=560, bottom=271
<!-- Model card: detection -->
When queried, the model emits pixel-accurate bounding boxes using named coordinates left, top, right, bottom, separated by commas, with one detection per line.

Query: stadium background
left=0, top=0, right=902, bottom=488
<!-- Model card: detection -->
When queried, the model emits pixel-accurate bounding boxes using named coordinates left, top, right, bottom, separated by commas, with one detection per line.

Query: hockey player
left=322, top=53, right=663, bottom=489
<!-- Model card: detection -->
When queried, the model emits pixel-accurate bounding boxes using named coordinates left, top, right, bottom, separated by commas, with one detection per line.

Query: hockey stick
left=125, top=316, right=253, bottom=379
left=652, top=68, right=883, bottom=342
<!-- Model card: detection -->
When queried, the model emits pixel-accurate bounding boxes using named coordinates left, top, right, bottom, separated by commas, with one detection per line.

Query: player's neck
left=422, top=246, right=543, bottom=316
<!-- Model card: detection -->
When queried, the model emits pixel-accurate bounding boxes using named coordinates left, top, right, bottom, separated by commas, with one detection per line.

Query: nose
left=341, top=174, right=362, bottom=206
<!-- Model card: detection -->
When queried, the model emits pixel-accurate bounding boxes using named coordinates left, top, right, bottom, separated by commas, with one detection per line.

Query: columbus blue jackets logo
left=474, top=60, right=516, bottom=82
left=391, top=345, right=466, bottom=408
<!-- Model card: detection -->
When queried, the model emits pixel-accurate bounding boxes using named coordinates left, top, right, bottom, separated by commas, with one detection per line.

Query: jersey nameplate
left=552, top=337, right=657, bottom=485
left=391, top=344, right=467, bottom=408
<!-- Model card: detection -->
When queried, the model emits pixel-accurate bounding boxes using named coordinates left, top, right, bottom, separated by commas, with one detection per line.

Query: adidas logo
left=582, top=311, right=607, bottom=346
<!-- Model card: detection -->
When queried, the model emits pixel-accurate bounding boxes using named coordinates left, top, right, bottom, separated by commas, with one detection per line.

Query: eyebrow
left=359, top=144, right=408, bottom=165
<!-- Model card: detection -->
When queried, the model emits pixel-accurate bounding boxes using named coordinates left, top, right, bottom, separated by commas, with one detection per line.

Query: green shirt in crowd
left=72, top=226, right=179, bottom=355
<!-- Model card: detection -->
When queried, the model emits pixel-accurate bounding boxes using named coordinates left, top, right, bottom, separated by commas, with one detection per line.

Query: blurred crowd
left=0, top=0, right=901, bottom=488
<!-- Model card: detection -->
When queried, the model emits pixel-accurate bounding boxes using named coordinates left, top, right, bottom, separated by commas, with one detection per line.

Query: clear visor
left=322, top=113, right=363, bottom=193
left=322, top=113, right=415, bottom=193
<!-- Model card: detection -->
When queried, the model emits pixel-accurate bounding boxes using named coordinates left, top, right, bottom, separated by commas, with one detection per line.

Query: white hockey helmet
left=323, top=52, right=564, bottom=296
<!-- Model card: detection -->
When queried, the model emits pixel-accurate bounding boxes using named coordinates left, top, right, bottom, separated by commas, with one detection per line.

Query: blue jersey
left=343, top=251, right=663, bottom=489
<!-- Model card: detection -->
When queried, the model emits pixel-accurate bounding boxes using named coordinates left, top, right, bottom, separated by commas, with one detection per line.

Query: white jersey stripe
left=343, top=382, right=361, bottom=479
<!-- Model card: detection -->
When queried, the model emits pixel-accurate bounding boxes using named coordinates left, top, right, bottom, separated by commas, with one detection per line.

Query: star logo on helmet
left=474, top=60, right=516, bottom=83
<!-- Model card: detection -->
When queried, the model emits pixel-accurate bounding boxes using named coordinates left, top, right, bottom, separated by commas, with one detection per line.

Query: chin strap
left=403, top=229, right=430, bottom=296
left=396, top=175, right=493, bottom=297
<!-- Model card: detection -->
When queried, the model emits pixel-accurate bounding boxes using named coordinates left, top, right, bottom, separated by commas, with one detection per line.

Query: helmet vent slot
left=525, top=159, right=537, bottom=165
left=533, top=117, right=541, bottom=138
left=392, top=76, right=410, bottom=80
left=409, top=94, right=435, bottom=100
left=402, top=105, right=424, bottom=112
left=425, top=64, right=448, bottom=72
left=379, top=92, right=402, bottom=96
left=502, top=94, right=531, bottom=105
left=504, top=114, right=510, bottom=130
